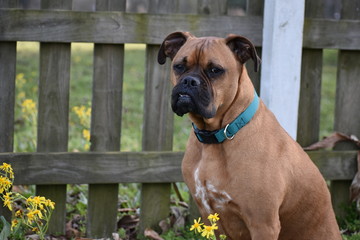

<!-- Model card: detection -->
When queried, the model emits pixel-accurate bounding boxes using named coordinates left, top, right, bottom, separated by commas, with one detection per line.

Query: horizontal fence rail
left=0, top=150, right=357, bottom=185
left=0, top=9, right=360, bottom=49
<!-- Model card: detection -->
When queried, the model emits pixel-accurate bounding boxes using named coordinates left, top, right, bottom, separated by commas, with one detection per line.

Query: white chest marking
left=194, top=167, right=232, bottom=213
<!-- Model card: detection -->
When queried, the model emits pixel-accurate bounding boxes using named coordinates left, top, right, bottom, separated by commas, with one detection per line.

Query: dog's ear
left=158, top=32, right=193, bottom=65
left=225, top=34, right=261, bottom=72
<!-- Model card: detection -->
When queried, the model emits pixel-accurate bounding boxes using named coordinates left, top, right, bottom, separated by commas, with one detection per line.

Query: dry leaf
left=66, top=215, right=82, bottom=238
left=144, top=228, right=164, bottom=240
left=304, top=132, right=360, bottom=203
left=304, top=132, right=359, bottom=151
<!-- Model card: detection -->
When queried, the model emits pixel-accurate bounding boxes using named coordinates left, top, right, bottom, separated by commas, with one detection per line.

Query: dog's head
left=158, top=32, right=260, bottom=119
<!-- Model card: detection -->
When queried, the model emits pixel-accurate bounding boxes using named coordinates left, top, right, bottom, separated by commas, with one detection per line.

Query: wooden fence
left=0, top=0, right=359, bottom=238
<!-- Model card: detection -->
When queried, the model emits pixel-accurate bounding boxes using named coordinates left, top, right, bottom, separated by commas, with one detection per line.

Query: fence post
left=296, top=0, right=324, bottom=147
left=0, top=0, right=18, bottom=223
left=260, top=0, right=305, bottom=140
left=36, top=0, right=72, bottom=234
left=331, top=2, right=360, bottom=218
left=86, top=1, right=125, bottom=238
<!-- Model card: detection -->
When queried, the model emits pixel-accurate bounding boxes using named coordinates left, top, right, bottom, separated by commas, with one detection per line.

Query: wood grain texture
left=296, top=1, right=324, bottom=147
left=0, top=0, right=17, bottom=222
left=0, top=151, right=357, bottom=183
left=36, top=1, right=72, bottom=234
left=0, top=9, right=263, bottom=44
left=331, top=3, right=360, bottom=218
left=139, top=0, right=176, bottom=232
left=0, top=152, right=184, bottom=184
left=0, top=9, right=360, bottom=49
left=297, top=50, right=322, bottom=147
left=0, top=42, right=16, bottom=153
left=334, top=50, right=360, bottom=139
left=86, top=1, right=126, bottom=237
left=37, top=43, right=70, bottom=151
left=0, top=0, right=19, bottom=8
left=142, top=46, right=173, bottom=151
left=37, top=42, right=70, bottom=235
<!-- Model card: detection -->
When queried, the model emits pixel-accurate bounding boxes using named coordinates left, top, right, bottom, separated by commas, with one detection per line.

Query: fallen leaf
left=304, top=132, right=360, bottom=203
left=304, top=132, right=360, bottom=151
left=66, top=215, right=83, bottom=238
left=144, top=228, right=164, bottom=240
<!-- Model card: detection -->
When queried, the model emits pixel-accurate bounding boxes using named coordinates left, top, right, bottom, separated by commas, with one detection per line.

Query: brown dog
left=158, top=32, right=341, bottom=240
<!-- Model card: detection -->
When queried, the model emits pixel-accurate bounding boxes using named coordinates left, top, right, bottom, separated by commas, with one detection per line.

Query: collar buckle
left=224, top=124, right=235, bottom=140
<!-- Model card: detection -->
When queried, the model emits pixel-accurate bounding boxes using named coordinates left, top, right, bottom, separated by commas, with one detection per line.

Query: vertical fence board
left=86, top=1, right=125, bottom=238
left=198, top=0, right=227, bottom=15
left=139, top=0, right=174, bottom=231
left=246, top=0, right=263, bottom=94
left=36, top=0, right=72, bottom=234
left=37, top=43, right=70, bottom=233
left=331, top=2, right=360, bottom=217
left=139, top=51, right=173, bottom=232
left=0, top=0, right=17, bottom=221
left=297, top=49, right=322, bottom=147
left=296, top=0, right=324, bottom=147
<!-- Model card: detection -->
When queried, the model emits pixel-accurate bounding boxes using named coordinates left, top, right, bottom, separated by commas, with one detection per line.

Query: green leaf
left=0, top=216, right=11, bottom=240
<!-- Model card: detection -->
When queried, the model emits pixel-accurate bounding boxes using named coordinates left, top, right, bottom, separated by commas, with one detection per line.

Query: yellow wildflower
left=0, top=176, right=12, bottom=193
left=16, top=73, right=26, bottom=87
left=17, top=91, right=26, bottom=99
left=33, top=196, right=46, bottom=205
left=11, top=219, right=19, bottom=231
left=26, top=209, right=38, bottom=224
left=32, top=227, right=39, bottom=233
left=82, top=129, right=90, bottom=141
left=201, top=224, right=218, bottom=239
left=85, top=107, right=91, bottom=117
left=208, top=213, right=220, bottom=223
left=21, top=99, right=36, bottom=115
left=3, top=192, right=13, bottom=211
left=0, top=163, right=12, bottom=172
left=35, top=209, right=43, bottom=219
left=45, top=199, right=55, bottom=209
left=0, top=162, right=14, bottom=179
left=84, top=143, right=90, bottom=150
left=190, top=217, right=203, bottom=234
left=15, top=209, right=23, bottom=217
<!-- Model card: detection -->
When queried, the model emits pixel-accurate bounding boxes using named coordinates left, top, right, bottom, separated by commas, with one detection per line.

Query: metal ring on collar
left=224, top=124, right=235, bottom=140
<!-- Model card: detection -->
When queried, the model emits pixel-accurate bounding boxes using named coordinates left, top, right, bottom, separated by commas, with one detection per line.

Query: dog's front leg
left=249, top=225, right=281, bottom=240
left=245, top=211, right=281, bottom=240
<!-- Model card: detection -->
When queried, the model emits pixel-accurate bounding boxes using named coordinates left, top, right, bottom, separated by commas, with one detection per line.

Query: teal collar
left=192, top=90, right=259, bottom=144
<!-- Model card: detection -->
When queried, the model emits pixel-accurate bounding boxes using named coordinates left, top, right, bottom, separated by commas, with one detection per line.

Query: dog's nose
left=181, top=76, right=200, bottom=87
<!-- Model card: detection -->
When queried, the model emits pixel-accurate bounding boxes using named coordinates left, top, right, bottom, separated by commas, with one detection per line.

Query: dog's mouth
left=171, top=90, right=216, bottom=119
left=172, top=92, right=196, bottom=117
left=178, top=93, right=192, bottom=103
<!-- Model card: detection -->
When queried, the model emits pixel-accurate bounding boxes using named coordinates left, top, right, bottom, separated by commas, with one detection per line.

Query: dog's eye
left=173, top=64, right=186, bottom=74
left=208, top=67, right=224, bottom=78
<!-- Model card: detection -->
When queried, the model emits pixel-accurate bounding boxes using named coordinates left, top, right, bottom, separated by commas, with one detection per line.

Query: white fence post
left=260, top=0, right=305, bottom=139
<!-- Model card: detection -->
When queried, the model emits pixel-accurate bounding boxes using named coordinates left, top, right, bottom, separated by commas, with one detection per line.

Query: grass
left=11, top=43, right=358, bottom=238
left=320, top=49, right=338, bottom=139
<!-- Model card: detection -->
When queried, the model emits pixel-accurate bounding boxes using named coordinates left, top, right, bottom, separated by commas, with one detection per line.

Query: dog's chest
left=193, top=167, right=232, bottom=213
